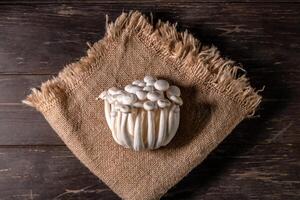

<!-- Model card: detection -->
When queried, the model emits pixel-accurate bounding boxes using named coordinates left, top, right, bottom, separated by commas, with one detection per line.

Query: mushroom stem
left=127, top=112, right=134, bottom=136
left=110, top=112, right=122, bottom=145
left=156, top=108, right=168, bottom=148
left=116, top=111, right=122, bottom=144
left=104, top=100, right=111, bottom=130
left=147, top=110, right=155, bottom=149
left=141, top=110, right=147, bottom=147
left=109, top=102, right=116, bottom=130
left=133, top=111, right=144, bottom=151
left=119, top=112, right=132, bottom=148
left=163, top=105, right=180, bottom=146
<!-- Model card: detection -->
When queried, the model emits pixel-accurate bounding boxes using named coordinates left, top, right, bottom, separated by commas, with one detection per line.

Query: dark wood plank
left=0, top=75, right=51, bottom=103
left=0, top=143, right=298, bottom=199
left=0, top=146, right=118, bottom=200
left=163, top=143, right=300, bottom=200
left=1, top=1, right=298, bottom=4
left=0, top=105, right=62, bottom=145
left=0, top=3, right=299, bottom=77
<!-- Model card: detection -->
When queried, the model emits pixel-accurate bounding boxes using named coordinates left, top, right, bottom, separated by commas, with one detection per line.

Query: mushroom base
left=104, top=103, right=180, bottom=151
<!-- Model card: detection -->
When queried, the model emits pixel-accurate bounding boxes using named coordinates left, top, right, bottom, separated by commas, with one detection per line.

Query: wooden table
left=0, top=1, right=299, bottom=199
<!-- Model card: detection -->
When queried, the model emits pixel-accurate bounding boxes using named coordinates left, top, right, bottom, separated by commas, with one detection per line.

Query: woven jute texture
left=23, top=11, right=262, bottom=200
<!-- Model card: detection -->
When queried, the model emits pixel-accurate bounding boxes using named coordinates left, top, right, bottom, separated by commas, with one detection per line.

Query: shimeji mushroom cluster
left=97, top=76, right=183, bottom=151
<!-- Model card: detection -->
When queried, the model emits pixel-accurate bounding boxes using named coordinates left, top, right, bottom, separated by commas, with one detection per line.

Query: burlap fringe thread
left=23, top=11, right=262, bottom=116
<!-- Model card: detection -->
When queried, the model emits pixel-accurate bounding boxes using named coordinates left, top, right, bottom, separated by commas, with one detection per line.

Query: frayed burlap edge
left=23, top=11, right=262, bottom=116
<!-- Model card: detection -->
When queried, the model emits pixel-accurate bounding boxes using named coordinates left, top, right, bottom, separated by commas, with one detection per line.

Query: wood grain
left=0, top=75, right=51, bottom=103
left=0, top=3, right=299, bottom=77
left=0, top=146, right=118, bottom=200
left=164, top=143, right=300, bottom=200
left=0, top=1, right=298, bottom=4
left=0, top=1, right=299, bottom=199
left=0, top=105, right=61, bottom=145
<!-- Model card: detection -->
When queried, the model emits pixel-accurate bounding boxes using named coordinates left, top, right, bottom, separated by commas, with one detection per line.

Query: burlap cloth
left=23, top=11, right=262, bottom=200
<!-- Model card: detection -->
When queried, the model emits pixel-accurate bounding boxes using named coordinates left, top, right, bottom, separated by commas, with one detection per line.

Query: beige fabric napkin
left=23, top=11, right=261, bottom=200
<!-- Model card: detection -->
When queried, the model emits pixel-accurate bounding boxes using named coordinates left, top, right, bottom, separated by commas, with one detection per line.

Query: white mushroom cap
left=98, top=91, right=108, bottom=100
left=118, top=93, right=137, bottom=105
left=132, top=80, right=142, bottom=86
left=108, top=87, right=121, bottom=95
left=138, top=82, right=146, bottom=87
left=136, top=90, right=147, bottom=100
left=133, top=101, right=143, bottom=108
left=107, top=95, right=117, bottom=104
left=154, top=80, right=169, bottom=91
left=124, top=84, right=142, bottom=94
left=166, top=85, right=181, bottom=97
left=99, top=77, right=183, bottom=108
left=143, top=86, right=154, bottom=92
left=169, top=95, right=183, bottom=106
left=143, top=101, right=157, bottom=111
left=147, top=91, right=163, bottom=101
left=144, top=75, right=156, bottom=83
left=157, top=99, right=171, bottom=108
left=146, top=79, right=156, bottom=86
